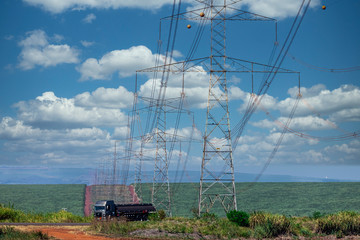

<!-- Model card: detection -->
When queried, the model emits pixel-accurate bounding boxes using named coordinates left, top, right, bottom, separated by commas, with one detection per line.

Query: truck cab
left=93, top=200, right=116, bottom=220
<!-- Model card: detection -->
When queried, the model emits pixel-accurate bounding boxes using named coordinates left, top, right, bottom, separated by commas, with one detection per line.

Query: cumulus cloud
left=83, top=13, right=96, bottom=23
left=138, top=66, right=230, bottom=109
left=279, top=84, right=360, bottom=121
left=247, top=84, right=360, bottom=133
left=14, top=91, right=128, bottom=129
left=241, top=0, right=320, bottom=19
left=0, top=116, right=112, bottom=165
left=74, top=86, right=134, bottom=109
left=252, top=116, right=336, bottom=132
left=166, top=126, right=202, bottom=141
left=18, top=30, right=79, bottom=70
left=231, top=83, right=360, bottom=166
left=0, top=117, right=42, bottom=140
left=0, top=87, right=135, bottom=166
left=77, top=45, right=160, bottom=81
left=234, top=132, right=359, bottom=166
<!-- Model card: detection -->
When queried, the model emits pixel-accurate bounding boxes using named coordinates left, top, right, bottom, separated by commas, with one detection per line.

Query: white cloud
left=0, top=117, right=42, bottom=140
left=74, top=86, right=134, bottom=109
left=14, top=91, right=128, bottom=129
left=137, top=66, right=224, bottom=109
left=246, top=84, right=360, bottom=134
left=166, top=126, right=202, bottom=141
left=252, top=116, right=336, bottom=132
left=233, top=132, right=359, bottom=166
left=279, top=84, right=360, bottom=121
left=23, top=0, right=182, bottom=14
left=241, top=0, right=320, bottom=19
left=83, top=13, right=96, bottom=23
left=23, top=0, right=319, bottom=19
left=78, top=45, right=160, bottom=81
left=113, top=126, right=130, bottom=139
left=18, top=30, right=79, bottom=70
left=0, top=116, right=112, bottom=166
left=80, top=40, right=95, bottom=47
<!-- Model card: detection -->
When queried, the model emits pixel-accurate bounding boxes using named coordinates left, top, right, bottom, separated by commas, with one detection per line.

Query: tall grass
left=316, top=211, right=360, bottom=236
left=249, top=212, right=292, bottom=238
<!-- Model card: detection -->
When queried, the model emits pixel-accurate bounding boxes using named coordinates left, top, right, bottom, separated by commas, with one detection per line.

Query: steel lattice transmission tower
left=199, top=0, right=237, bottom=214
left=152, top=100, right=171, bottom=216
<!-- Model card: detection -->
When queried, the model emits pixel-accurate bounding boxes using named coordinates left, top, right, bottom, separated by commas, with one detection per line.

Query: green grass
left=1, top=182, right=359, bottom=219
left=0, top=184, right=85, bottom=216
left=140, top=182, right=360, bottom=217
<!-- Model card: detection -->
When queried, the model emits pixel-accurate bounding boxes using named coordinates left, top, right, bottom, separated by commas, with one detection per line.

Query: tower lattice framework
left=199, top=0, right=237, bottom=214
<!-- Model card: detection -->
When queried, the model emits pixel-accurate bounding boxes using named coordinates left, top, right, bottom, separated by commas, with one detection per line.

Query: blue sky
left=0, top=0, right=359, bottom=181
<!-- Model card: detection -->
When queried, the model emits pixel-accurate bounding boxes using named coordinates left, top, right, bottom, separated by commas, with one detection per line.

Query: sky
left=0, top=0, right=359, bottom=182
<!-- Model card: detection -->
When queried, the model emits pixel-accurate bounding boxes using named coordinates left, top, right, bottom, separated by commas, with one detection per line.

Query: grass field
left=0, top=184, right=85, bottom=216
left=0, top=182, right=359, bottom=218
left=140, top=182, right=360, bottom=217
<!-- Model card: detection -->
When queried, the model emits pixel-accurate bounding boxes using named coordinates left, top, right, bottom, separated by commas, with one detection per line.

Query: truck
left=93, top=200, right=156, bottom=221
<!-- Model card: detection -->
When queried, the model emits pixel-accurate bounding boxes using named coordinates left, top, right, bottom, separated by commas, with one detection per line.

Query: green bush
left=227, top=210, right=250, bottom=227
left=311, top=211, right=325, bottom=219
left=316, top=211, right=360, bottom=236
left=0, top=205, right=24, bottom=222
left=148, top=209, right=166, bottom=221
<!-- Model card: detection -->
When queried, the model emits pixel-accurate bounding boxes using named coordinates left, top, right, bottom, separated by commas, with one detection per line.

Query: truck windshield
left=94, top=206, right=105, bottom=211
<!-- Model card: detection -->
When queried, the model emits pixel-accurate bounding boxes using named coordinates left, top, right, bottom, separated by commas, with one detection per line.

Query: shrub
left=158, top=209, right=166, bottom=220
left=0, top=205, right=24, bottom=222
left=249, top=212, right=292, bottom=238
left=227, top=210, right=250, bottom=227
left=311, top=211, right=325, bottom=219
left=149, top=209, right=166, bottom=221
left=316, top=211, right=360, bottom=236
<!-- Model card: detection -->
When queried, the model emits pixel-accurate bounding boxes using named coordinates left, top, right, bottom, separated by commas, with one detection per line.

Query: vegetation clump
left=226, top=210, right=250, bottom=227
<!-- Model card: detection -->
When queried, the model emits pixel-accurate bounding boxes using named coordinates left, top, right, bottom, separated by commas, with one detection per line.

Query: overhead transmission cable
left=288, top=53, right=360, bottom=73
left=239, top=92, right=302, bottom=192
left=231, top=0, right=312, bottom=152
